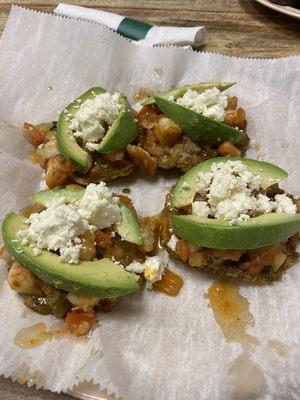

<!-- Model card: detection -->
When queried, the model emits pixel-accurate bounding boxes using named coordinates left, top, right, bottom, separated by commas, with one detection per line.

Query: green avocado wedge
left=97, top=95, right=138, bottom=153
left=2, top=213, right=140, bottom=297
left=30, top=188, right=142, bottom=245
left=115, top=201, right=142, bottom=245
left=172, top=157, right=289, bottom=208
left=172, top=213, right=300, bottom=250
left=57, top=87, right=138, bottom=174
left=57, top=87, right=103, bottom=174
left=154, top=96, right=245, bottom=145
left=142, top=82, right=235, bottom=106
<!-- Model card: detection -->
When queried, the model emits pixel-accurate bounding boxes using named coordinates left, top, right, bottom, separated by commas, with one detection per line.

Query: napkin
left=54, top=3, right=206, bottom=47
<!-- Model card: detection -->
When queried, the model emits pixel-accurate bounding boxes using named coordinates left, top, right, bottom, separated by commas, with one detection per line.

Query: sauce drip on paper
left=15, top=322, right=53, bottom=349
left=135, top=88, right=152, bottom=102
left=206, top=281, right=259, bottom=349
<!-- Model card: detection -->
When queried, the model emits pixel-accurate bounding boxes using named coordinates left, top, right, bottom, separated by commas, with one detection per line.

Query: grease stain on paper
left=15, top=322, right=53, bottom=349
left=267, top=339, right=288, bottom=357
left=228, top=353, right=267, bottom=400
left=206, top=281, right=259, bottom=350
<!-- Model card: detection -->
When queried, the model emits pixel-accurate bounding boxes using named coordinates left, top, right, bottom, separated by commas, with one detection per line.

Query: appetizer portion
left=130, top=82, right=249, bottom=175
left=1, top=183, right=181, bottom=335
left=24, top=87, right=138, bottom=187
left=161, top=157, right=300, bottom=282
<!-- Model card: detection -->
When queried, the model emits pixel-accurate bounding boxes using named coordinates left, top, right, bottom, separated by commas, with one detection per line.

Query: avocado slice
left=115, top=201, right=142, bottom=245
left=154, top=96, right=245, bottom=145
left=172, top=213, right=300, bottom=250
left=57, top=87, right=138, bottom=173
left=57, top=87, right=103, bottom=174
left=142, top=82, right=235, bottom=106
left=30, top=188, right=142, bottom=245
left=2, top=213, right=140, bottom=297
left=172, top=157, right=288, bottom=208
left=97, top=95, right=138, bottom=153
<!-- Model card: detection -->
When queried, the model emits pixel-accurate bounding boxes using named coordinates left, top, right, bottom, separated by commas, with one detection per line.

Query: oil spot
left=228, top=353, right=266, bottom=400
left=15, top=322, right=53, bottom=349
left=267, top=339, right=288, bottom=357
left=206, top=281, right=260, bottom=350
left=153, top=67, right=163, bottom=77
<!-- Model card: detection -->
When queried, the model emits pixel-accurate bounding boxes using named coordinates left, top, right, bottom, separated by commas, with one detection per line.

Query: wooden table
left=0, top=0, right=299, bottom=399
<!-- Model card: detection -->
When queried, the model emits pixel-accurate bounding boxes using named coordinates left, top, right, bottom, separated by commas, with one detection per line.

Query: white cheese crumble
left=273, top=194, right=296, bottom=214
left=17, top=182, right=122, bottom=264
left=125, top=256, right=165, bottom=289
left=190, top=160, right=296, bottom=225
left=167, top=234, right=180, bottom=251
left=17, top=204, right=91, bottom=264
left=182, top=181, right=191, bottom=190
left=176, top=87, right=228, bottom=122
left=192, top=201, right=210, bottom=218
left=70, top=92, right=121, bottom=151
left=77, top=182, right=121, bottom=229
left=256, top=194, right=274, bottom=214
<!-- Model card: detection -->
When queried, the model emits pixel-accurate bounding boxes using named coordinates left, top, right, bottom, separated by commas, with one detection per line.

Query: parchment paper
left=0, top=6, right=299, bottom=400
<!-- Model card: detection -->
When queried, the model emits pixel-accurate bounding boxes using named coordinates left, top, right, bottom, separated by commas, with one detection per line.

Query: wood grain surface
left=0, top=0, right=299, bottom=399
left=0, top=0, right=300, bottom=57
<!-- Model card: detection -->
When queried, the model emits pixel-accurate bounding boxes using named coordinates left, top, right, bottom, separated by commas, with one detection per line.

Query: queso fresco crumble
left=70, top=92, right=121, bottom=151
left=125, top=256, right=165, bottom=289
left=17, top=183, right=121, bottom=264
left=175, top=87, right=228, bottom=122
left=189, top=160, right=296, bottom=225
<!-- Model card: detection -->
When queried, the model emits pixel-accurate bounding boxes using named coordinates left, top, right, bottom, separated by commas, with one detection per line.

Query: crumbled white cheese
left=17, top=204, right=91, bottom=264
left=167, top=234, right=179, bottom=251
left=215, top=192, right=255, bottom=225
left=191, top=160, right=296, bottom=225
left=77, top=182, right=121, bottom=229
left=256, top=194, right=274, bottom=214
left=196, top=172, right=213, bottom=196
left=125, top=261, right=145, bottom=274
left=176, top=87, right=228, bottom=122
left=192, top=201, right=210, bottom=218
left=125, top=256, right=165, bottom=289
left=32, top=248, right=42, bottom=257
left=70, top=92, right=121, bottom=151
left=182, top=181, right=191, bottom=190
left=17, top=182, right=122, bottom=264
left=273, top=194, right=296, bottom=214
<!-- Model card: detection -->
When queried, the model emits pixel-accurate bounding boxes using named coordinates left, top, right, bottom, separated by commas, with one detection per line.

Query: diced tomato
left=247, top=244, right=281, bottom=274
left=63, top=311, right=97, bottom=336
left=23, top=122, right=33, bottom=130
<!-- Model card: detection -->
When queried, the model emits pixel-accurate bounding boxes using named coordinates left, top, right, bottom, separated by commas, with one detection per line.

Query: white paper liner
left=0, top=6, right=299, bottom=400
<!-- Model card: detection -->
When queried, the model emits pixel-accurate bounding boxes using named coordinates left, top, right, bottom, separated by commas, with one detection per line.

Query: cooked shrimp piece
left=7, top=262, right=41, bottom=296
left=127, top=145, right=157, bottom=176
left=45, top=155, right=74, bottom=188
left=217, top=141, right=241, bottom=157
left=153, top=116, right=182, bottom=146
left=138, top=215, right=160, bottom=253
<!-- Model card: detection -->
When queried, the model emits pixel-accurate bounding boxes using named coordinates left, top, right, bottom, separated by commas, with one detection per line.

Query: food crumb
left=47, top=85, right=53, bottom=91
left=17, top=376, right=26, bottom=385
left=153, top=67, right=163, bottom=77
left=135, top=88, right=152, bottom=102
